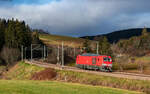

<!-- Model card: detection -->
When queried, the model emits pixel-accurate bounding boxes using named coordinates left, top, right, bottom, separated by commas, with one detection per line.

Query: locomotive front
left=102, top=56, right=112, bottom=72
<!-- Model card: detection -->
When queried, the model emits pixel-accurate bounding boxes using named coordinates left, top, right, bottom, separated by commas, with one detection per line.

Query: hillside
left=39, top=34, right=96, bottom=48
left=81, top=28, right=150, bottom=43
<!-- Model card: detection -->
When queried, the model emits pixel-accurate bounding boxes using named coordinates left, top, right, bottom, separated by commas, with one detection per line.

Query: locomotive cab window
left=103, top=57, right=111, bottom=62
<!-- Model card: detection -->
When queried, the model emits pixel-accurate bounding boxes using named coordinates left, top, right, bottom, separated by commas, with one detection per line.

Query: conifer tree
left=0, top=19, right=6, bottom=50
left=98, top=37, right=112, bottom=56
left=0, top=18, right=40, bottom=65
left=142, top=27, right=148, bottom=36
left=139, top=27, right=149, bottom=50
left=5, top=19, right=32, bottom=48
left=83, top=40, right=92, bottom=53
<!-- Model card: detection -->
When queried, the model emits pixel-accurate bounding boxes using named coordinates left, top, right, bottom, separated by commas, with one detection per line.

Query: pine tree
left=98, top=37, right=112, bottom=56
left=0, top=19, right=6, bottom=50
left=142, top=27, right=148, bottom=36
left=82, top=40, right=92, bottom=53
left=32, top=29, right=40, bottom=44
left=139, top=27, right=150, bottom=50
left=5, top=19, right=32, bottom=48
left=0, top=30, right=4, bottom=50
left=5, top=20, right=16, bottom=48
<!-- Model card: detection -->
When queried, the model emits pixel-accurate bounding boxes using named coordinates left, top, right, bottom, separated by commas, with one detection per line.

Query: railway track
left=25, top=60, right=150, bottom=81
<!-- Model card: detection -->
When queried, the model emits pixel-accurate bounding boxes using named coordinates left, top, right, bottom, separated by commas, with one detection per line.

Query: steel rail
left=25, top=60, right=150, bottom=81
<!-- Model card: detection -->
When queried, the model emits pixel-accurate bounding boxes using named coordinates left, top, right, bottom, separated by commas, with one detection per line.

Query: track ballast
left=25, top=60, right=150, bottom=81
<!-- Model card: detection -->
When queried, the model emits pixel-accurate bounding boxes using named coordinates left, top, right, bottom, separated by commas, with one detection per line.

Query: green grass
left=136, top=56, right=150, bottom=63
left=5, top=61, right=44, bottom=80
left=0, top=65, right=6, bottom=73
left=0, top=80, right=142, bottom=94
left=39, top=34, right=96, bottom=48
left=40, top=34, right=84, bottom=42
left=5, top=62, right=150, bottom=93
left=57, top=70, right=150, bottom=92
left=112, top=62, right=139, bottom=70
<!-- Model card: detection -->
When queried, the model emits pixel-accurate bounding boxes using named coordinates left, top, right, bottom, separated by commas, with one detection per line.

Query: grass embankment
left=57, top=70, right=150, bottom=93
left=39, top=34, right=96, bottom=48
left=4, top=62, right=150, bottom=93
left=0, top=80, right=141, bottom=94
left=5, top=62, right=44, bottom=80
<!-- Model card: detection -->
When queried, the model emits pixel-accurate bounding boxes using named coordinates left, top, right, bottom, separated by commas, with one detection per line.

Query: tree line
left=83, top=27, right=150, bottom=58
left=114, top=27, right=150, bottom=56
left=0, top=18, right=40, bottom=66
left=83, top=37, right=112, bottom=57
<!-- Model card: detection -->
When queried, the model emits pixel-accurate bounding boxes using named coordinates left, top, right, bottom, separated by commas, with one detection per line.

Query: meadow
left=0, top=80, right=143, bottom=94
left=4, top=62, right=150, bottom=93
left=39, top=34, right=96, bottom=48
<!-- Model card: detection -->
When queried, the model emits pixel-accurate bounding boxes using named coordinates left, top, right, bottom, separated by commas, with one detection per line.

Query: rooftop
left=81, top=53, right=100, bottom=56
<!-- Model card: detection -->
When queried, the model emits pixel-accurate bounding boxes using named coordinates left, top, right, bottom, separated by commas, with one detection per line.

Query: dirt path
left=25, top=60, right=150, bottom=81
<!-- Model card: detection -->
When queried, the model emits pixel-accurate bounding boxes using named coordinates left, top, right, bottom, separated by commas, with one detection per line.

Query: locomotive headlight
left=110, top=59, right=112, bottom=62
left=102, top=64, right=112, bottom=67
left=108, top=64, right=112, bottom=67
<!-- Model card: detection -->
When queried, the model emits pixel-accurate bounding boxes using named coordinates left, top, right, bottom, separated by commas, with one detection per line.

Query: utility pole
left=31, top=44, right=32, bottom=62
left=47, top=47, right=48, bottom=57
left=44, top=45, right=46, bottom=60
left=41, top=45, right=43, bottom=60
left=97, top=42, right=99, bottom=54
left=57, top=45, right=60, bottom=65
left=74, top=47, right=76, bottom=57
left=21, top=45, right=23, bottom=61
left=62, top=42, right=64, bottom=67
left=25, top=47, right=27, bottom=60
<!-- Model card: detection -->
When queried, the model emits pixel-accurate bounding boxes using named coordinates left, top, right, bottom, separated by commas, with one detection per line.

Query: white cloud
left=0, top=0, right=150, bottom=36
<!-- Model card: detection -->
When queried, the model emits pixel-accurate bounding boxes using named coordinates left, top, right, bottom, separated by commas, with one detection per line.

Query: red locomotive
left=76, top=53, right=112, bottom=72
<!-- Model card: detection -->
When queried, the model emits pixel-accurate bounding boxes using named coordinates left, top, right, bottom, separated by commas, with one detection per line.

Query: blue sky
left=0, top=0, right=60, bottom=5
left=12, top=0, right=52, bottom=4
left=0, top=0, right=150, bottom=37
left=12, top=0, right=60, bottom=5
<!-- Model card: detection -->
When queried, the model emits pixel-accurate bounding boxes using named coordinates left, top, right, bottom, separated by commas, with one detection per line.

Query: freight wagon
left=76, top=53, right=112, bottom=72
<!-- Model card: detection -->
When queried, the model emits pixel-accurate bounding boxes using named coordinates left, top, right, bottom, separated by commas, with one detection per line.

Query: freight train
left=76, top=53, right=112, bottom=72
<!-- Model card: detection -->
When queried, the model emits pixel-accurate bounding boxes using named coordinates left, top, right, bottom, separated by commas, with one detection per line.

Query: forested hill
left=81, top=28, right=150, bottom=43
left=0, top=18, right=41, bottom=66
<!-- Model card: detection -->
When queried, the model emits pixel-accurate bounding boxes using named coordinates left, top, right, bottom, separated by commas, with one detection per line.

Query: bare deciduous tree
left=138, top=61, right=144, bottom=73
left=0, top=46, right=20, bottom=67
left=115, top=56, right=129, bottom=72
